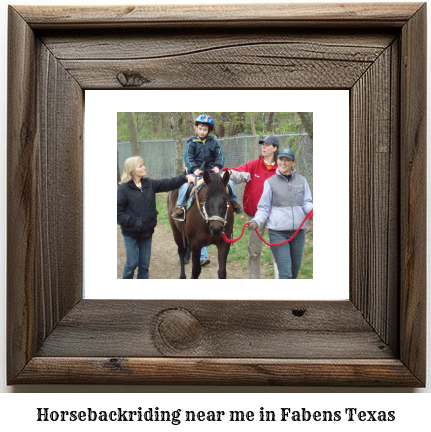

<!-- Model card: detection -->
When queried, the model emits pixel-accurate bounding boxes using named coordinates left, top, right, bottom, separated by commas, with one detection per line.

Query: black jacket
left=184, top=135, right=225, bottom=175
left=117, top=174, right=187, bottom=238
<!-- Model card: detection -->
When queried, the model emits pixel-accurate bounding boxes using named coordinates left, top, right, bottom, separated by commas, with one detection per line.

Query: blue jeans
left=176, top=181, right=191, bottom=205
left=268, top=229, right=305, bottom=279
left=122, top=234, right=152, bottom=279
left=228, top=179, right=238, bottom=201
left=200, top=247, right=208, bottom=261
left=176, top=175, right=238, bottom=205
left=185, top=245, right=208, bottom=263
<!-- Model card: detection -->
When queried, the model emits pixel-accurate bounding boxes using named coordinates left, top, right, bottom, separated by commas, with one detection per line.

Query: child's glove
left=248, top=220, right=258, bottom=231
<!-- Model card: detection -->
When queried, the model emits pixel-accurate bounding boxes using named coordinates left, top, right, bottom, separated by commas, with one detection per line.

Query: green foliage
left=117, top=112, right=129, bottom=142
left=225, top=213, right=250, bottom=265
left=247, top=112, right=303, bottom=135
left=117, top=112, right=310, bottom=141
left=298, top=233, right=313, bottom=279
left=154, top=193, right=171, bottom=227
left=278, top=113, right=302, bottom=134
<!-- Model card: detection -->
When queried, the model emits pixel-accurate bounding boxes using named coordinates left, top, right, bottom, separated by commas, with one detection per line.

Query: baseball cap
left=277, top=147, right=295, bottom=160
left=259, top=135, right=280, bottom=148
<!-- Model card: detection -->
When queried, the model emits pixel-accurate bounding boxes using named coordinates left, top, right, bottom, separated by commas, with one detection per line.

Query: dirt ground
left=117, top=223, right=250, bottom=279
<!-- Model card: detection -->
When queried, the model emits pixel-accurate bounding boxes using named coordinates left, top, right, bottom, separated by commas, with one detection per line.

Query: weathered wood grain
left=16, top=3, right=424, bottom=29
left=59, top=58, right=372, bottom=89
left=16, top=358, right=423, bottom=386
left=350, top=46, right=398, bottom=347
left=399, top=3, right=427, bottom=385
left=41, top=31, right=395, bottom=60
left=40, top=31, right=395, bottom=89
left=7, top=3, right=426, bottom=386
left=7, top=6, right=83, bottom=382
left=7, top=6, right=38, bottom=382
left=36, top=300, right=393, bottom=359
left=35, top=39, right=84, bottom=334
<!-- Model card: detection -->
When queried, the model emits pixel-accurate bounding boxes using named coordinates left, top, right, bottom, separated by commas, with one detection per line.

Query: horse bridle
left=194, top=184, right=230, bottom=230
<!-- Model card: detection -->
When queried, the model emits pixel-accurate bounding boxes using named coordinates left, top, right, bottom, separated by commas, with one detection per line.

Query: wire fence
left=118, top=133, right=313, bottom=203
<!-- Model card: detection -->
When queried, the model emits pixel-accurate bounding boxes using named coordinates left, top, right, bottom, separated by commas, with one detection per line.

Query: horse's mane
left=204, top=173, right=229, bottom=200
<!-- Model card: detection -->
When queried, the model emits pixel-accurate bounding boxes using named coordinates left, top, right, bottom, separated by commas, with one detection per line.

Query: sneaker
left=171, top=207, right=184, bottom=220
left=200, top=258, right=210, bottom=267
left=233, top=201, right=243, bottom=214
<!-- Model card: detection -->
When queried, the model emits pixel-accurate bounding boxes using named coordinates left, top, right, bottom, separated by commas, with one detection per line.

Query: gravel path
left=117, top=223, right=250, bottom=279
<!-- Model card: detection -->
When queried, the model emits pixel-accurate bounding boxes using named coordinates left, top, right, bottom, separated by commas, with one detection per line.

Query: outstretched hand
left=185, top=174, right=195, bottom=184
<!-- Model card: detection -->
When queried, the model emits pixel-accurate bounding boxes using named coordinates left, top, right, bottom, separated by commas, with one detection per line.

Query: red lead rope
left=222, top=209, right=313, bottom=246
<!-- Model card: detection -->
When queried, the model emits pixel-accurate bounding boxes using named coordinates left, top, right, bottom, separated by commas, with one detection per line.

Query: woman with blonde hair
left=117, top=156, right=194, bottom=279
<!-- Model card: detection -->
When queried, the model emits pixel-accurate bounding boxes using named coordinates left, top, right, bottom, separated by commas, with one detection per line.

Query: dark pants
left=269, top=229, right=305, bottom=279
left=122, top=234, right=152, bottom=279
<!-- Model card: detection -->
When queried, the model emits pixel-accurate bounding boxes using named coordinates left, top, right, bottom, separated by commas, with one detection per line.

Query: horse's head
left=203, top=170, right=230, bottom=237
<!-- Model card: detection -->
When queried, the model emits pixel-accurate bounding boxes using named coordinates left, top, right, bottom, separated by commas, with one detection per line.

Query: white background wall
left=84, top=89, right=350, bottom=300
left=0, top=0, right=430, bottom=428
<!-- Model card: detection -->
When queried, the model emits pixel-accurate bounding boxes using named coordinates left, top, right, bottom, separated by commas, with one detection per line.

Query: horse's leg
left=168, top=190, right=185, bottom=279
left=216, top=241, right=231, bottom=279
left=191, top=242, right=202, bottom=279
left=178, top=241, right=187, bottom=279
left=169, top=227, right=187, bottom=279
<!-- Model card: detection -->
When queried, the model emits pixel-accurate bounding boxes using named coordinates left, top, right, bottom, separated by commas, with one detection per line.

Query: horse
left=168, top=170, right=234, bottom=279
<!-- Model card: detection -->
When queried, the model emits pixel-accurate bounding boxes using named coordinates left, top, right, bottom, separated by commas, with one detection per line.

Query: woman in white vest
left=248, top=148, right=313, bottom=279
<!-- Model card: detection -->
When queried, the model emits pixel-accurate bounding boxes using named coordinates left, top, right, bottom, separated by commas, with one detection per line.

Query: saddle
left=185, top=178, right=205, bottom=212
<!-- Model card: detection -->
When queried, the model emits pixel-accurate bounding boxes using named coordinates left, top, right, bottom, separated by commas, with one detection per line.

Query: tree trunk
left=250, top=112, right=257, bottom=136
left=263, top=112, right=274, bottom=132
left=125, top=112, right=139, bottom=156
left=298, top=112, right=313, bottom=140
left=208, top=112, right=225, bottom=137
left=230, top=112, right=246, bottom=135
left=296, top=113, right=313, bottom=203
left=185, top=112, right=196, bottom=137
left=171, top=112, right=184, bottom=175
left=117, top=150, right=121, bottom=184
left=213, top=112, right=246, bottom=137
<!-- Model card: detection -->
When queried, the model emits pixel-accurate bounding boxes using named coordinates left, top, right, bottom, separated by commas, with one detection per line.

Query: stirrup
left=171, top=206, right=186, bottom=222
left=233, top=201, right=243, bottom=214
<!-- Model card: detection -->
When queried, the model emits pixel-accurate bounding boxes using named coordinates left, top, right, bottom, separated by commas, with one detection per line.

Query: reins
left=193, top=184, right=207, bottom=221
left=222, top=209, right=313, bottom=246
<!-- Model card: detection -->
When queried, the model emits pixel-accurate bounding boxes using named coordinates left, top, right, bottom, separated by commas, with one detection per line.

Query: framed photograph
left=7, top=3, right=426, bottom=386
left=86, top=91, right=349, bottom=300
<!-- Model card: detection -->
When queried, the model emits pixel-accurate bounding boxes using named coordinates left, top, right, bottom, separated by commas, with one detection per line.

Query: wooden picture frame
left=7, top=3, right=426, bottom=386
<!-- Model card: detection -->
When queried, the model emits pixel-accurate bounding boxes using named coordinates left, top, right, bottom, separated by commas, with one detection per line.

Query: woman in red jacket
left=224, top=135, right=279, bottom=279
